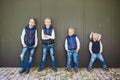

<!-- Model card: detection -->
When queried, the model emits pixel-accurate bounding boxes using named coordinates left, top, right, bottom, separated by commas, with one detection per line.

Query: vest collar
left=43, top=25, right=53, bottom=29
left=26, top=24, right=36, bottom=29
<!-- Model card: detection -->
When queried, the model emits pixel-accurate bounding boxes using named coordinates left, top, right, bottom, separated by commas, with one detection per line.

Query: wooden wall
left=0, top=0, right=120, bottom=67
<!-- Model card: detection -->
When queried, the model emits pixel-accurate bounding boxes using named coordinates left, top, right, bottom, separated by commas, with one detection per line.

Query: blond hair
left=68, top=27, right=75, bottom=31
left=89, top=32, right=101, bottom=41
left=44, top=17, right=51, bottom=22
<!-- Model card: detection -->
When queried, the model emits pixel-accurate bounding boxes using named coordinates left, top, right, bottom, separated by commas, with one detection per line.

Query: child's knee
left=42, top=56, right=46, bottom=61
left=91, top=58, right=95, bottom=62
left=20, top=54, right=25, bottom=61
left=29, top=57, right=32, bottom=62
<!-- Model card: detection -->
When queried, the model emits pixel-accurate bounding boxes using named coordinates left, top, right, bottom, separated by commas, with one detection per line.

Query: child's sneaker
left=38, top=67, right=43, bottom=72
left=52, top=68, right=57, bottom=72
left=67, top=68, right=72, bottom=72
left=87, top=68, right=92, bottom=72
left=74, top=68, right=78, bottom=73
left=25, top=68, right=30, bottom=74
left=103, top=68, right=109, bottom=71
left=19, top=68, right=26, bottom=74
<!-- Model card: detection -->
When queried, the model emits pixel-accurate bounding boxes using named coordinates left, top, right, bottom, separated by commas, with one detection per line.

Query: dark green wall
left=0, top=0, right=120, bottom=67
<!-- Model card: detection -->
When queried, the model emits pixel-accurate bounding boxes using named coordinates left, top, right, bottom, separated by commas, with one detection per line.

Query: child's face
left=68, top=29, right=74, bottom=36
left=93, top=34, right=98, bottom=42
left=93, top=37, right=98, bottom=42
left=29, top=19, right=35, bottom=27
left=44, top=19, right=51, bottom=28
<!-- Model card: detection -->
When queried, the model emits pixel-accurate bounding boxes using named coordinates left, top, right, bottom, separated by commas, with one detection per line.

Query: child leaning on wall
left=87, top=32, right=109, bottom=71
left=65, top=27, right=80, bottom=73
left=38, top=18, right=57, bottom=72
left=19, top=18, right=38, bottom=74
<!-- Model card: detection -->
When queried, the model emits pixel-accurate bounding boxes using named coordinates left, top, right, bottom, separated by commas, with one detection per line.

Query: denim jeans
left=67, top=50, right=78, bottom=68
left=20, top=46, right=35, bottom=70
left=88, top=53, right=107, bottom=69
left=40, top=45, right=56, bottom=68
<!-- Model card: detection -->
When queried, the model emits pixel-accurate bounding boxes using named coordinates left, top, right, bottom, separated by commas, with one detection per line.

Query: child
left=38, top=18, right=57, bottom=72
left=87, top=32, right=109, bottom=71
left=65, top=27, right=80, bottom=72
left=19, top=18, right=38, bottom=74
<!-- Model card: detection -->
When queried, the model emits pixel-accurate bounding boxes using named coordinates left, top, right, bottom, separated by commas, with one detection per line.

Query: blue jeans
left=20, top=46, right=35, bottom=70
left=88, top=53, right=107, bottom=69
left=67, top=50, right=78, bottom=68
left=40, top=45, right=56, bottom=68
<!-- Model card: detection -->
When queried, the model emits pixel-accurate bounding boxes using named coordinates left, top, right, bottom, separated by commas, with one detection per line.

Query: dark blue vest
left=42, top=26, right=54, bottom=45
left=24, top=25, right=36, bottom=46
left=67, top=34, right=77, bottom=50
left=91, top=40, right=100, bottom=53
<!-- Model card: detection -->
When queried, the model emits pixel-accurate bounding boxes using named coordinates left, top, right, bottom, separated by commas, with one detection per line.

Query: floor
left=0, top=67, right=120, bottom=80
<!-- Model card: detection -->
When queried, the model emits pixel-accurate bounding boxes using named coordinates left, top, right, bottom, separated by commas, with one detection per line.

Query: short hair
left=44, top=17, right=51, bottom=22
left=30, top=18, right=37, bottom=25
left=68, top=27, right=75, bottom=31
left=93, top=33, right=98, bottom=39
left=67, top=27, right=75, bottom=34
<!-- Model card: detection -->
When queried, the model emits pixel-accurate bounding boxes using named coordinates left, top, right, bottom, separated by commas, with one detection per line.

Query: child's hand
left=76, top=49, right=79, bottom=53
left=44, top=35, right=48, bottom=38
left=66, top=50, right=69, bottom=52
left=23, top=44, right=26, bottom=47
left=33, top=45, right=37, bottom=48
